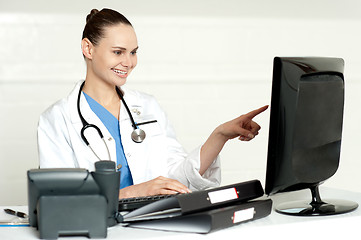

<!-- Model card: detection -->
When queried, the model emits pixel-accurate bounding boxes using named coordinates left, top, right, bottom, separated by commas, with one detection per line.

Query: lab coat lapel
left=119, top=88, right=148, bottom=184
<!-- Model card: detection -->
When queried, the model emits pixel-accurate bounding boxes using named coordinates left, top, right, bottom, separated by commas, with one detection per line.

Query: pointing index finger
left=245, top=105, right=269, bottom=119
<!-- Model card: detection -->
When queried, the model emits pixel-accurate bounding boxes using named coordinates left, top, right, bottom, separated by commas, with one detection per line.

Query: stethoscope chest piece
left=131, top=128, right=146, bottom=143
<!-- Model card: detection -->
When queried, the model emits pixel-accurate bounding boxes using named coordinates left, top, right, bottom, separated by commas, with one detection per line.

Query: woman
left=37, top=8, right=268, bottom=199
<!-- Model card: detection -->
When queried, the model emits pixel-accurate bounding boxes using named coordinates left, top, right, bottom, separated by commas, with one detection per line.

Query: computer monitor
left=265, top=57, right=358, bottom=216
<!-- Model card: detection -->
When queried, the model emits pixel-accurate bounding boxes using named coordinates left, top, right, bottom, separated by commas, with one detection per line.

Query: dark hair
left=82, top=8, right=133, bottom=45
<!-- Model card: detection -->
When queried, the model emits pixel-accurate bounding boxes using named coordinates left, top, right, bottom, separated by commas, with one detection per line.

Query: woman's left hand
left=200, top=105, right=268, bottom=175
left=217, top=105, right=269, bottom=141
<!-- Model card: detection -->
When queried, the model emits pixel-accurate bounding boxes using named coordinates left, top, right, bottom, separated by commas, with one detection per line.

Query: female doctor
left=37, top=8, right=268, bottom=199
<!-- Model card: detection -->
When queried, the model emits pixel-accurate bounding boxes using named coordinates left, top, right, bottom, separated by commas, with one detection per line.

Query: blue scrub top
left=83, top=92, right=134, bottom=189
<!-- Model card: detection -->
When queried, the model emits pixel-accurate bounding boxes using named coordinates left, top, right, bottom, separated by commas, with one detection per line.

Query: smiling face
left=83, top=23, right=138, bottom=87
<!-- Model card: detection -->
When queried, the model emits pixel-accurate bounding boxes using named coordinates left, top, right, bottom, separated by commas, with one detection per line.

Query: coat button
left=108, top=137, right=113, bottom=141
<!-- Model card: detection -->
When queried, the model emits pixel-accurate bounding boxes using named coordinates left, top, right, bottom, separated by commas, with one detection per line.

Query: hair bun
left=86, top=9, right=99, bottom=23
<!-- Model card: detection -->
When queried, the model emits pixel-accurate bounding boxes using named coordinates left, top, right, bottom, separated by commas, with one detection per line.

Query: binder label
left=208, top=187, right=238, bottom=204
left=233, top=207, right=254, bottom=224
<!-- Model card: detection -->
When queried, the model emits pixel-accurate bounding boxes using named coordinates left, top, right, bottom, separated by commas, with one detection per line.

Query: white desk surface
left=1, top=187, right=360, bottom=240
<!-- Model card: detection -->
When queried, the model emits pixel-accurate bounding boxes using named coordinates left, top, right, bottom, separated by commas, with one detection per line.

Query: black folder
left=123, top=179, right=264, bottom=222
left=125, top=199, right=272, bottom=233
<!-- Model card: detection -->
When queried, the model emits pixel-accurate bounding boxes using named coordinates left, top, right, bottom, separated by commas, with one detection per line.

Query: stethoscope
left=77, top=82, right=152, bottom=160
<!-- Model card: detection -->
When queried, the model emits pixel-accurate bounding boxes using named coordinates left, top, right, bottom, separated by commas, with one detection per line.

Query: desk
left=1, top=187, right=360, bottom=240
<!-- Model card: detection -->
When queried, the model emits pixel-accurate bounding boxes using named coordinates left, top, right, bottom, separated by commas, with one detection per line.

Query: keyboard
left=118, top=194, right=177, bottom=211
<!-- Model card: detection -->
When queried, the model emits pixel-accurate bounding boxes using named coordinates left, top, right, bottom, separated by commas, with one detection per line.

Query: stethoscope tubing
left=115, top=86, right=138, bottom=130
left=135, top=120, right=157, bottom=126
left=115, top=84, right=147, bottom=143
left=77, top=81, right=147, bottom=153
left=77, top=82, right=112, bottom=160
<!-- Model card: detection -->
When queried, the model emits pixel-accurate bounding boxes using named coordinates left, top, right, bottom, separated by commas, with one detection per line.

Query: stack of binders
left=122, top=180, right=272, bottom=233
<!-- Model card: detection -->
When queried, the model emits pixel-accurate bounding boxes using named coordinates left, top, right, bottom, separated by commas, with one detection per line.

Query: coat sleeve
left=147, top=96, right=221, bottom=190
left=37, top=101, right=78, bottom=168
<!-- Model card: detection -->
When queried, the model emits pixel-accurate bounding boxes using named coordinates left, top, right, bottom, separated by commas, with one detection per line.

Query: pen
left=4, top=208, right=28, bottom=218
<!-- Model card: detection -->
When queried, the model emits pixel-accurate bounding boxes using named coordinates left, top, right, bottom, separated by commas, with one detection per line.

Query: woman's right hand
left=118, top=176, right=191, bottom=199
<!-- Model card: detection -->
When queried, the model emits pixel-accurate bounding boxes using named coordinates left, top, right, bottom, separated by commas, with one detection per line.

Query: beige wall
left=1, top=0, right=361, bottom=205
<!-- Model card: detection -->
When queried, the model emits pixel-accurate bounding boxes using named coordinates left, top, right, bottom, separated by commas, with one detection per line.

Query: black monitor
left=265, top=57, right=358, bottom=216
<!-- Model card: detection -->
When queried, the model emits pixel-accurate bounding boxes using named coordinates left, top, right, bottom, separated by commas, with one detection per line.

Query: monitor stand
left=275, top=185, right=358, bottom=216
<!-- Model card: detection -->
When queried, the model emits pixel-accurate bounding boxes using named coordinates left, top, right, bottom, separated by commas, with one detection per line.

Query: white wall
left=1, top=0, right=361, bottom=205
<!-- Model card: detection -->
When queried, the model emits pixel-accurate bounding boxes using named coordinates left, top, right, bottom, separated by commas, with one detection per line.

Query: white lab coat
left=38, top=80, right=221, bottom=190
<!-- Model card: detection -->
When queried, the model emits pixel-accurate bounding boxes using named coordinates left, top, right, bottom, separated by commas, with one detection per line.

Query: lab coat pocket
left=135, top=115, right=163, bottom=137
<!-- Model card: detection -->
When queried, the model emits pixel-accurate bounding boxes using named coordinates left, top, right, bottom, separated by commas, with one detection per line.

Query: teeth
left=113, top=69, right=127, bottom=75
